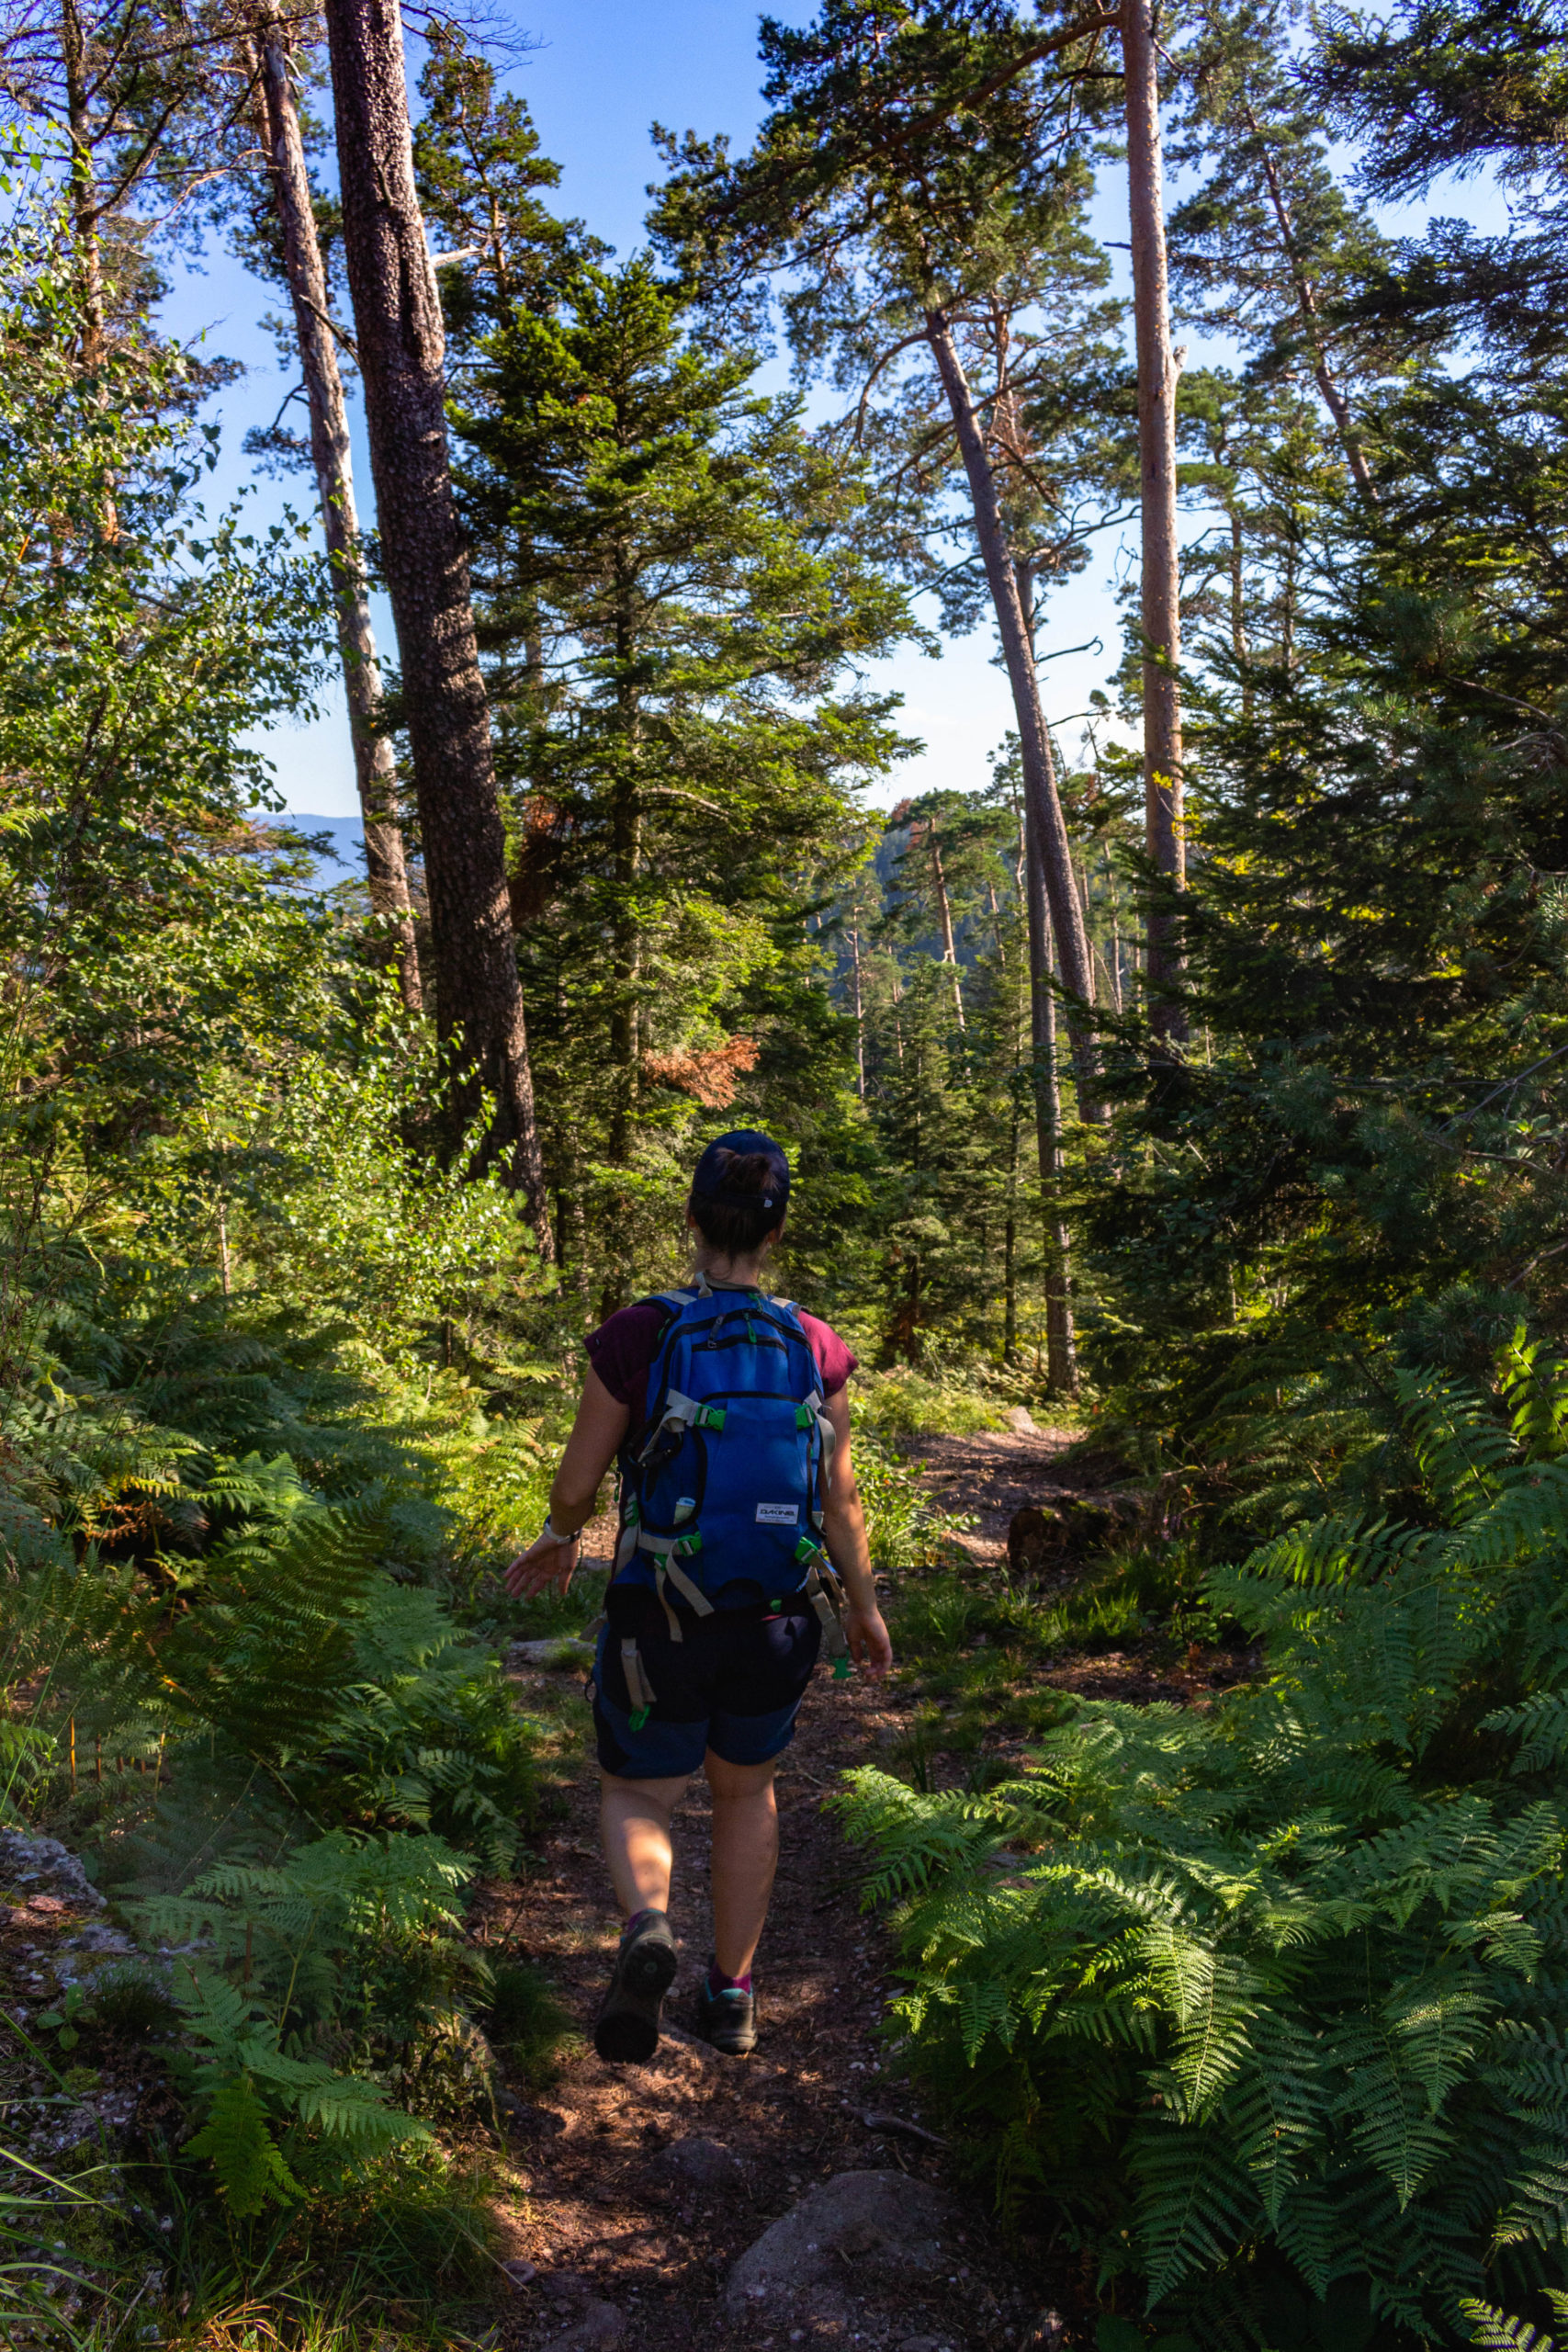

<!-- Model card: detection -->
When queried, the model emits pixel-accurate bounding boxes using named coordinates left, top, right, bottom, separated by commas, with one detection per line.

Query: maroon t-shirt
left=587, top=1290, right=857, bottom=1437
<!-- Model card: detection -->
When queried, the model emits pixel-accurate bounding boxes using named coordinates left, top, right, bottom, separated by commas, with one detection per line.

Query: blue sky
left=158, top=0, right=1503, bottom=823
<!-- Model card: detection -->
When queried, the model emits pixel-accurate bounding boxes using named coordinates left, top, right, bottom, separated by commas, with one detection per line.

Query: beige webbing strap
left=799, top=1385, right=838, bottom=1520
left=654, top=1564, right=682, bottom=1642
left=804, top=1560, right=850, bottom=1658
left=660, top=1551, right=716, bottom=1619
left=620, top=1638, right=656, bottom=1713
left=637, top=1391, right=695, bottom=1465
left=614, top=1519, right=638, bottom=1572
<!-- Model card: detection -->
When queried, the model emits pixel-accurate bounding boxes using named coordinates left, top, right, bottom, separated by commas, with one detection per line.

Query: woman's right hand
left=845, top=1602, right=893, bottom=1679
left=504, top=1527, right=581, bottom=1600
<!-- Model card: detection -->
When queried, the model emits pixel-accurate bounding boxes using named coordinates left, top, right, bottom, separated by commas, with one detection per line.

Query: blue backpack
left=609, top=1280, right=849, bottom=1686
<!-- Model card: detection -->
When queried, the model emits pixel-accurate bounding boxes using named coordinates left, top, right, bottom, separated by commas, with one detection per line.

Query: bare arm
left=503, top=1367, right=630, bottom=1600
left=820, top=1388, right=893, bottom=1678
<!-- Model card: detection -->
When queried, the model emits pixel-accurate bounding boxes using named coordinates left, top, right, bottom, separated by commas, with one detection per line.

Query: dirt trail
left=475, top=1500, right=1069, bottom=2352
left=888, top=1424, right=1082, bottom=1568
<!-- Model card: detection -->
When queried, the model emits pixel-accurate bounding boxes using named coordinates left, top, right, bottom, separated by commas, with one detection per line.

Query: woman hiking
left=505, top=1129, right=892, bottom=2064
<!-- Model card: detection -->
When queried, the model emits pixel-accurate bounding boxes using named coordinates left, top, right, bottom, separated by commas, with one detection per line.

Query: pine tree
left=1168, top=0, right=1407, bottom=503
left=412, top=25, right=602, bottom=356
left=650, top=0, right=1120, bottom=1111
left=455, top=259, right=909, bottom=1303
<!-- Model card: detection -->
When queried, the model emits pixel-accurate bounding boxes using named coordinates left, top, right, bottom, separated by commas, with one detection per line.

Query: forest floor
left=468, top=1660, right=1047, bottom=2352
left=463, top=1415, right=1248, bottom=2352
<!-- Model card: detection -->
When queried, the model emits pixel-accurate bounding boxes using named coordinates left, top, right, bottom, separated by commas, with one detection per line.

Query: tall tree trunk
left=61, top=0, right=106, bottom=370
left=1123, top=0, right=1187, bottom=1040
left=850, top=909, right=866, bottom=1099
left=1242, top=105, right=1380, bottom=505
left=61, top=0, right=120, bottom=546
left=257, top=30, right=422, bottom=1012
left=1104, top=842, right=1124, bottom=1014
left=925, top=309, right=1100, bottom=1111
left=607, top=567, right=643, bottom=1171
left=987, top=877, right=1007, bottom=967
left=1025, top=813, right=1077, bottom=1395
left=322, top=0, right=550, bottom=1252
left=608, top=784, right=642, bottom=1164
left=1002, top=1190, right=1018, bottom=1366
left=926, top=825, right=965, bottom=1031
left=1226, top=495, right=1254, bottom=721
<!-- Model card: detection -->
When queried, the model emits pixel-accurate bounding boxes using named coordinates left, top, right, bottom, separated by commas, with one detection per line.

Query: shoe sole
left=594, top=1935, right=679, bottom=2064
left=696, top=1996, right=757, bottom=2057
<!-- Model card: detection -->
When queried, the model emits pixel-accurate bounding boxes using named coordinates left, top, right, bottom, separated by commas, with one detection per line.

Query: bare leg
left=599, top=1770, right=689, bottom=1917
left=705, top=1752, right=780, bottom=1979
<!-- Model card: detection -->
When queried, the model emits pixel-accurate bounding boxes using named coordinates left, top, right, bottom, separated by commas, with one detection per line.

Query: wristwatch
left=542, top=1518, right=581, bottom=1547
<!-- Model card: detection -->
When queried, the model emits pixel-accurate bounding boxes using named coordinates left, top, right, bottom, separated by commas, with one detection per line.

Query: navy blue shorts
left=591, top=1601, right=821, bottom=1781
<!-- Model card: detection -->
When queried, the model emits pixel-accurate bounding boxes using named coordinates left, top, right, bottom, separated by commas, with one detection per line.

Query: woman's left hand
left=504, top=1528, right=581, bottom=1600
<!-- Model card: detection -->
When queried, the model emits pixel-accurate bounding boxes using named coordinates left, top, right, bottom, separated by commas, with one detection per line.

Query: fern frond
left=1395, top=1368, right=1517, bottom=1519
left=184, top=2076, right=300, bottom=2218
left=1129, top=2121, right=1262, bottom=2304
left=1459, top=2301, right=1555, bottom=2352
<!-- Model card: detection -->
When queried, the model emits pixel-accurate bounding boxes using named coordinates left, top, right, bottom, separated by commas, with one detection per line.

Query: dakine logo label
left=755, top=1502, right=799, bottom=1525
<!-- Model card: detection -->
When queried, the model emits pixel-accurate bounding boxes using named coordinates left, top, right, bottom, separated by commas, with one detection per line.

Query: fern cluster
left=840, top=1331, right=1568, bottom=2346
left=0, top=1249, right=546, bottom=2218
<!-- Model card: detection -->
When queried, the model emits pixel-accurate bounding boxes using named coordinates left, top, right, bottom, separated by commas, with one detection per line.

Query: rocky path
left=475, top=1653, right=1063, bottom=2352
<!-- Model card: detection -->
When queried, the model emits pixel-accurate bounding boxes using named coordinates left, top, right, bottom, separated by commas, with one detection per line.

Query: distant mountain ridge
left=279, top=814, right=366, bottom=874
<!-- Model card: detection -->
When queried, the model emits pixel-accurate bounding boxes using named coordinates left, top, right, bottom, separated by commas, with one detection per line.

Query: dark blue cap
left=690, top=1128, right=791, bottom=1216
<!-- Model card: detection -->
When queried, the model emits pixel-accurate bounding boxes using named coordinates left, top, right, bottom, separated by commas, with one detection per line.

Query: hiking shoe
left=593, top=1910, right=679, bottom=2064
left=696, top=1977, right=757, bottom=2057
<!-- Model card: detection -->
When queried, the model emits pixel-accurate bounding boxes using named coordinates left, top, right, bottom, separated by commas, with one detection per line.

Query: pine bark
left=1024, top=803, right=1077, bottom=1396
left=925, top=309, right=1100, bottom=1111
left=257, top=31, right=422, bottom=1012
left=321, top=0, right=550, bottom=1249
left=1123, top=0, right=1187, bottom=1039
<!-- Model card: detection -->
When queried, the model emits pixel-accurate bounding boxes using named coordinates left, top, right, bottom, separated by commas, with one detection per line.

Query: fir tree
left=455, top=259, right=910, bottom=1304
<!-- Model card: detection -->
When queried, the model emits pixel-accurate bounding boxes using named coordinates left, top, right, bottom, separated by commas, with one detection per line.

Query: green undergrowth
left=0, top=1216, right=576, bottom=2341
left=481, top=1961, right=580, bottom=2092
left=844, top=1331, right=1568, bottom=2349
left=853, top=1363, right=1015, bottom=1438
left=880, top=1534, right=1232, bottom=1774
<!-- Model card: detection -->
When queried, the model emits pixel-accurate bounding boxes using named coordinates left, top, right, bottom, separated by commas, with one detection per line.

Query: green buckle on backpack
left=695, top=1405, right=727, bottom=1432
left=673, top=1530, right=703, bottom=1557
left=795, top=1533, right=827, bottom=1566
left=628, top=1705, right=651, bottom=1732
left=795, top=1401, right=816, bottom=1430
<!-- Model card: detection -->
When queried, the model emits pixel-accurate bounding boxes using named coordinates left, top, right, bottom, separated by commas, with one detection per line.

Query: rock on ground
left=649, top=2132, right=745, bottom=2192
left=509, top=1637, right=596, bottom=1669
left=0, top=1831, right=104, bottom=1911
left=726, top=2170, right=963, bottom=2334
left=550, top=2300, right=626, bottom=2348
